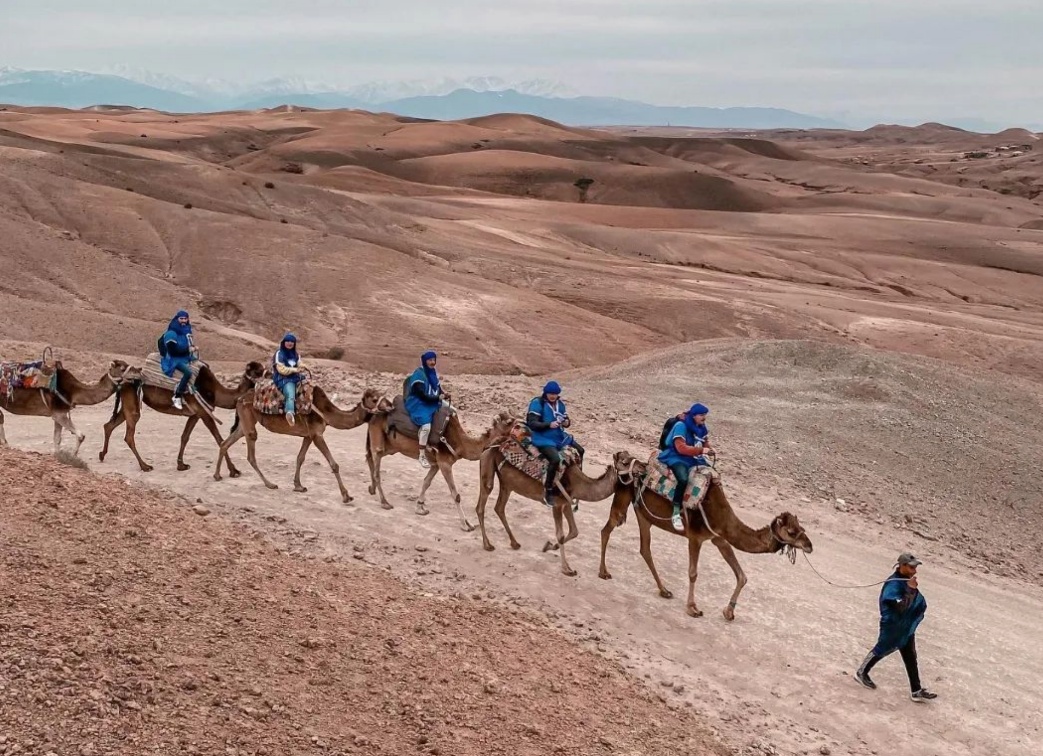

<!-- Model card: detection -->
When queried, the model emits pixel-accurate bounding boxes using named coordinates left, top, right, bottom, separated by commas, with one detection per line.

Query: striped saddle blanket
left=140, top=353, right=203, bottom=392
left=253, top=378, right=314, bottom=416
left=641, top=459, right=717, bottom=510
left=499, top=439, right=582, bottom=483
left=0, top=360, right=57, bottom=400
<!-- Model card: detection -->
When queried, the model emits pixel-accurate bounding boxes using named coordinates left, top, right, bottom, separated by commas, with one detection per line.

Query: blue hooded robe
left=405, top=351, right=442, bottom=426
left=872, top=572, right=927, bottom=656
left=272, top=333, right=303, bottom=390
left=160, top=310, right=196, bottom=376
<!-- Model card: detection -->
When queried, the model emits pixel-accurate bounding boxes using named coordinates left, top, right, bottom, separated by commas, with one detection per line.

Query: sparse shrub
left=327, top=346, right=346, bottom=360
left=56, top=449, right=89, bottom=471
left=280, top=219, right=288, bottom=224
left=280, top=162, right=304, bottom=174
left=184, top=202, right=193, bottom=209
left=264, top=181, right=275, bottom=189
left=574, top=177, right=595, bottom=203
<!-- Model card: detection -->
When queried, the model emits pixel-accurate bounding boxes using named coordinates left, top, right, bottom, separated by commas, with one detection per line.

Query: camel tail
left=108, top=390, right=122, bottom=423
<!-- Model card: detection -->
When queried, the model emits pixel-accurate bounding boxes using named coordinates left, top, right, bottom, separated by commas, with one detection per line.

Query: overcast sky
left=3, top=0, right=1040, bottom=125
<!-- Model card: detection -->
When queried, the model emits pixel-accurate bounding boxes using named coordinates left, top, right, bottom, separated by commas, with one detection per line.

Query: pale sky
left=3, top=0, right=1041, bottom=125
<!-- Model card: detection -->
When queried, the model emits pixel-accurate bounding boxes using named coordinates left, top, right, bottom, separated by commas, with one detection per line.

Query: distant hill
left=0, top=67, right=842, bottom=129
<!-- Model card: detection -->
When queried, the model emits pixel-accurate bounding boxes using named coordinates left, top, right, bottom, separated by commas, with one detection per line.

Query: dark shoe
left=910, top=688, right=937, bottom=702
left=855, top=668, right=877, bottom=690
left=543, top=491, right=555, bottom=508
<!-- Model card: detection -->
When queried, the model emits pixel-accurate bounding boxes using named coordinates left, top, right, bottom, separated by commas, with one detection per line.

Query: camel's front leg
left=492, top=482, right=520, bottom=550
left=371, top=449, right=393, bottom=510
left=438, top=459, right=473, bottom=532
left=685, top=536, right=705, bottom=618
left=637, top=513, right=672, bottom=599
left=198, top=413, right=240, bottom=477
left=99, top=406, right=126, bottom=462
left=0, top=409, right=7, bottom=446
left=53, top=410, right=84, bottom=456
left=598, top=492, right=630, bottom=580
left=475, top=464, right=497, bottom=550
left=293, top=437, right=313, bottom=492
left=552, top=502, right=577, bottom=577
left=312, top=434, right=352, bottom=504
left=415, top=462, right=439, bottom=517
left=712, top=538, right=748, bottom=622
left=177, top=416, right=201, bottom=472
left=214, top=422, right=244, bottom=481
left=244, top=431, right=278, bottom=490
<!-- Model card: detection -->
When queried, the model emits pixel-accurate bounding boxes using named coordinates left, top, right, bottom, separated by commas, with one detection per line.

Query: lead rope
left=801, top=552, right=912, bottom=588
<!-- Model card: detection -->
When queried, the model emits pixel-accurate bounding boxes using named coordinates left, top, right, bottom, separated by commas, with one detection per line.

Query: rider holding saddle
left=160, top=310, right=198, bottom=411
left=273, top=333, right=304, bottom=425
left=658, top=402, right=713, bottom=532
left=526, top=380, right=585, bottom=508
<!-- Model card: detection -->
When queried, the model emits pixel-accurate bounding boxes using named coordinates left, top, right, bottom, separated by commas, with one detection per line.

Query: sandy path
left=7, top=407, right=1042, bottom=756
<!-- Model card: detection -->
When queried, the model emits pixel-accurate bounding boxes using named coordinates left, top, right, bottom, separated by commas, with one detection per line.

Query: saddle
left=386, top=395, right=451, bottom=442
left=641, top=458, right=718, bottom=511
left=0, top=360, right=58, bottom=401
left=253, top=378, right=315, bottom=416
left=498, top=438, right=582, bottom=484
left=140, top=352, right=203, bottom=392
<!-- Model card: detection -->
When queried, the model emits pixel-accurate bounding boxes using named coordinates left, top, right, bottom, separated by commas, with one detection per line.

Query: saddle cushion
left=643, top=459, right=717, bottom=510
left=0, top=360, right=57, bottom=399
left=140, top=352, right=203, bottom=392
left=387, top=395, right=450, bottom=441
left=499, top=439, right=582, bottom=483
left=253, top=378, right=314, bottom=416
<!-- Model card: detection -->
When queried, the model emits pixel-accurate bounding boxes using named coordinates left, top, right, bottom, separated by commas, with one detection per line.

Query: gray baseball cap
left=897, top=553, right=922, bottom=567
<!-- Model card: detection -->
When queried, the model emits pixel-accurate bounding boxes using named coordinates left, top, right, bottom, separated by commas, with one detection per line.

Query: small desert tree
left=574, top=177, right=595, bottom=203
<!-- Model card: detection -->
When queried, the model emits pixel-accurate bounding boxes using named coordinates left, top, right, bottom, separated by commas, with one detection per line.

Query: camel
left=98, top=361, right=265, bottom=474
left=476, top=447, right=640, bottom=576
left=598, top=459, right=813, bottom=621
left=365, top=410, right=517, bottom=531
left=214, top=386, right=387, bottom=503
left=0, top=360, right=139, bottom=454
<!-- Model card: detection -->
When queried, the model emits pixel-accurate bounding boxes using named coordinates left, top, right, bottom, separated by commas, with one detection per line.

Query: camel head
left=107, top=359, right=141, bottom=384
left=771, top=512, right=813, bottom=554
left=361, top=388, right=393, bottom=413
left=612, top=450, right=647, bottom=485
left=244, top=361, right=266, bottom=383
left=489, top=412, right=518, bottom=443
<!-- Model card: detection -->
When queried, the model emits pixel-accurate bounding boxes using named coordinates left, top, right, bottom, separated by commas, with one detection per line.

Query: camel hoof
left=599, top=570, right=612, bottom=580
left=510, top=542, right=521, bottom=551
left=562, top=568, right=578, bottom=577
left=98, top=452, right=106, bottom=462
left=368, top=485, right=376, bottom=496
left=229, top=469, right=241, bottom=479
left=140, top=464, right=154, bottom=473
left=541, top=541, right=555, bottom=553
left=294, top=485, right=308, bottom=493
left=415, top=505, right=430, bottom=517
left=454, top=494, right=462, bottom=504
left=484, top=543, right=495, bottom=552
left=461, top=521, right=475, bottom=533
left=213, top=474, right=222, bottom=482
left=381, top=502, right=394, bottom=511
left=177, top=462, right=190, bottom=472
left=686, top=605, right=704, bottom=618
left=659, top=589, right=674, bottom=600
left=342, top=495, right=353, bottom=505
left=722, top=607, right=736, bottom=622
left=266, top=483, right=279, bottom=490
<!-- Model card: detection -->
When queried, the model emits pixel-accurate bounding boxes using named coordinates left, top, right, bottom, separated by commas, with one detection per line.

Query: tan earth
left=2, top=105, right=1043, bottom=756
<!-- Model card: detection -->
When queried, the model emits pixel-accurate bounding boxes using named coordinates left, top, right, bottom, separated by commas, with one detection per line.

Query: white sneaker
left=671, top=512, right=685, bottom=532
left=419, top=452, right=430, bottom=469
left=172, top=396, right=184, bottom=410
left=285, top=412, right=295, bottom=426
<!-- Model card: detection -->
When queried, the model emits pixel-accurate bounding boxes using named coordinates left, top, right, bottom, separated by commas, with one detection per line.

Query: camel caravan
left=1, top=311, right=813, bottom=621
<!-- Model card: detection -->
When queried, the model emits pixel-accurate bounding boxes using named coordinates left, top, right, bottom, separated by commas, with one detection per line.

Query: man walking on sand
left=856, top=553, right=938, bottom=702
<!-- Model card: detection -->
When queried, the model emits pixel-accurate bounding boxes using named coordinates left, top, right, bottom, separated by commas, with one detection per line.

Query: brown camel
left=476, top=448, right=640, bottom=576
left=0, top=360, right=139, bottom=454
left=98, top=361, right=265, bottom=474
left=599, top=460, right=813, bottom=621
left=214, top=387, right=387, bottom=503
left=365, top=410, right=517, bottom=531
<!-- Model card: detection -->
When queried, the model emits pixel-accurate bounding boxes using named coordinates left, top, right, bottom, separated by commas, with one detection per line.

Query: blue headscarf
left=167, top=310, right=192, bottom=336
left=685, top=403, right=709, bottom=435
left=277, top=333, right=299, bottom=365
left=543, top=380, right=562, bottom=396
left=421, top=351, right=440, bottom=394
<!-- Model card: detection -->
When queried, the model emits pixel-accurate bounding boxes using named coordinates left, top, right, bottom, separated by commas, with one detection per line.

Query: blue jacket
left=160, top=329, right=196, bottom=376
left=872, top=571, right=927, bottom=655
left=658, top=420, right=709, bottom=468
left=527, top=396, right=572, bottom=449
left=404, top=366, right=441, bottom=426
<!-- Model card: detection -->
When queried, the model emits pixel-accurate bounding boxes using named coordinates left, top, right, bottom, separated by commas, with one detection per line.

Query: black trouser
left=537, top=446, right=563, bottom=494
left=171, top=363, right=192, bottom=397
left=670, top=463, right=691, bottom=508
left=863, top=635, right=922, bottom=692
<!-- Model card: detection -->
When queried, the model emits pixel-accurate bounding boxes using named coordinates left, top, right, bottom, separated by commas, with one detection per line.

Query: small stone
left=820, top=747, right=832, bottom=755
left=192, top=505, right=210, bottom=517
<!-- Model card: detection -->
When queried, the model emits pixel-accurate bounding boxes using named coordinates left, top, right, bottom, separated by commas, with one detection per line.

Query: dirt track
left=6, top=396, right=1041, bottom=756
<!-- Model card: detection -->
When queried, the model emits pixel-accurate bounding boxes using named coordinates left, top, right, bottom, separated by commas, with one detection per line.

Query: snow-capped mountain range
left=0, top=66, right=844, bottom=129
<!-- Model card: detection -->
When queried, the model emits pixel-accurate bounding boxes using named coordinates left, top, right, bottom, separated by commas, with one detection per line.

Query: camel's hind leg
left=99, top=405, right=126, bottom=462
left=437, top=458, right=473, bottom=532
left=475, top=462, right=499, bottom=551
left=293, top=437, right=313, bottom=492
left=685, top=537, right=705, bottom=618
left=53, top=410, right=84, bottom=455
left=177, top=416, right=200, bottom=472
left=243, top=429, right=278, bottom=490
left=712, top=538, right=748, bottom=622
left=544, top=497, right=580, bottom=553
left=197, top=412, right=240, bottom=477
left=492, top=482, right=521, bottom=550
left=551, top=502, right=577, bottom=577
left=311, top=433, right=352, bottom=504
left=415, top=462, right=439, bottom=517
left=0, top=409, right=6, bottom=446
left=118, top=403, right=153, bottom=472
left=366, top=426, right=393, bottom=510
left=214, top=422, right=245, bottom=481
left=598, top=491, right=631, bottom=580
left=637, top=513, right=672, bottom=599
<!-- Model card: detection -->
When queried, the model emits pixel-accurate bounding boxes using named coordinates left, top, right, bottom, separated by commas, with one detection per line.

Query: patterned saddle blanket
left=140, top=352, right=203, bottom=392
left=253, top=378, right=314, bottom=416
left=386, top=394, right=451, bottom=441
left=0, top=360, right=58, bottom=400
left=641, top=459, right=718, bottom=511
left=499, top=439, right=582, bottom=483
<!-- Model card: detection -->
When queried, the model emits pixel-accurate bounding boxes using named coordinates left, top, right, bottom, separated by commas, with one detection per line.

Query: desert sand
left=2, top=105, right=1042, bottom=756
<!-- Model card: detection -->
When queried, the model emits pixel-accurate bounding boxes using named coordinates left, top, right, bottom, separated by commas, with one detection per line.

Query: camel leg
left=214, top=423, right=245, bottom=481
left=685, top=537, right=705, bottom=618
left=312, top=433, right=352, bottom=504
left=52, top=415, right=63, bottom=453
left=545, top=498, right=580, bottom=553
left=492, top=484, right=521, bottom=550
left=637, top=513, right=672, bottom=599
left=552, top=502, right=577, bottom=577
left=713, top=538, right=748, bottom=622
left=243, top=429, right=279, bottom=490
left=475, top=466, right=498, bottom=551
left=197, top=412, right=241, bottom=477
left=293, top=437, right=313, bottom=492
left=0, top=409, right=6, bottom=446
left=99, top=408, right=126, bottom=462
left=598, top=495, right=630, bottom=580
left=438, top=459, right=473, bottom=532
left=372, top=451, right=393, bottom=510
left=51, top=410, right=80, bottom=455
left=177, top=416, right=200, bottom=471
left=415, top=463, right=439, bottom=517
left=119, top=404, right=153, bottom=472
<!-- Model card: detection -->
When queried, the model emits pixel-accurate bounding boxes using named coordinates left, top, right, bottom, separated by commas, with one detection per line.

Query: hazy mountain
left=0, top=68, right=209, bottom=111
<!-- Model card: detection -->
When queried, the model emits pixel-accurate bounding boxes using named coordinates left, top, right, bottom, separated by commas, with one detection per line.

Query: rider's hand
left=550, top=421, right=560, bottom=429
